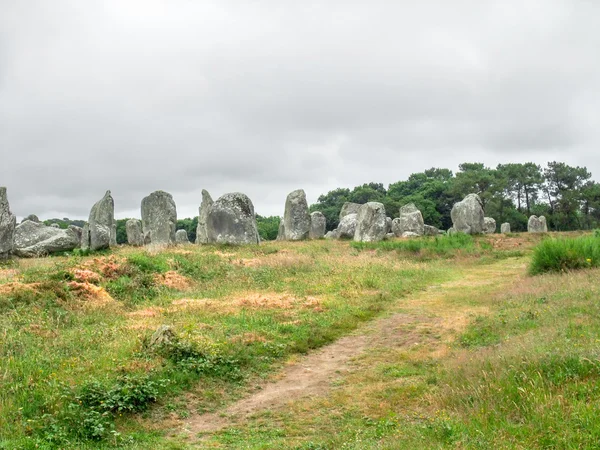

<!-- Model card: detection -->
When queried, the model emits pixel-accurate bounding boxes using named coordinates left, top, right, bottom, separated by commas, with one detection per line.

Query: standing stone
left=126, top=219, right=144, bottom=246
left=501, top=223, right=511, bottom=233
left=0, top=187, right=16, bottom=259
left=391, top=218, right=402, bottom=237
left=483, top=217, right=496, bottom=234
left=354, top=202, right=387, bottom=242
left=281, top=189, right=311, bottom=241
left=324, top=230, right=339, bottom=240
left=450, top=194, right=485, bottom=234
left=81, top=223, right=90, bottom=251
left=176, top=229, right=190, bottom=244
left=386, top=217, right=393, bottom=233
left=206, top=192, right=260, bottom=245
left=336, top=213, right=358, bottom=239
left=141, top=191, right=177, bottom=246
left=86, top=190, right=116, bottom=251
left=398, top=203, right=425, bottom=236
left=528, top=215, right=548, bottom=233
left=423, top=225, right=440, bottom=236
left=195, top=189, right=213, bottom=244
left=276, top=220, right=286, bottom=241
left=309, top=211, right=326, bottom=239
left=13, top=221, right=80, bottom=257
left=21, top=214, right=40, bottom=223
left=68, top=225, right=83, bottom=247
left=339, top=202, right=361, bottom=220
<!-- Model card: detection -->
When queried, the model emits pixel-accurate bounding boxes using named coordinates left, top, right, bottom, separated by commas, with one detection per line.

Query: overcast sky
left=1, top=1, right=599, bottom=220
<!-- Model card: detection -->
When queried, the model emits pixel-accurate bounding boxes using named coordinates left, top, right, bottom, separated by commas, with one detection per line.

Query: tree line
left=309, top=161, right=600, bottom=232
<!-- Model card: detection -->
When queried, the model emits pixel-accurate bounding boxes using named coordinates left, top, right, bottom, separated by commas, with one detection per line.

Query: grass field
left=1, top=232, right=599, bottom=448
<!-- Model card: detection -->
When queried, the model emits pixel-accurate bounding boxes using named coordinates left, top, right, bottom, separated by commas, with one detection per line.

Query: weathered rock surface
left=206, top=192, right=260, bottom=245
left=309, top=211, right=326, bottom=239
left=195, top=190, right=213, bottom=244
left=13, top=220, right=80, bottom=257
left=398, top=203, right=424, bottom=236
left=276, top=220, right=286, bottom=241
left=483, top=217, right=496, bottom=234
left=354, top=202, right=387, bottom=242
left=386, top=217, right=393, bottom=233
left=141, top=191, right=177, bottom=246
left=0, top=187, right=16, bottom=259
left=81, top=223, right=90, bottom=251
left=324, top=230, right=338, bottom=240
left=126, top=219, right=144, bottom=246
left=85, top=190, right=116, bottom=251
left=423, top=224, right=440, bottom=236
left=21, top=214, right=40, bottom=223
left=528, top=215, right=548, bottom=233
left=280, top=189, right=311, bottom=241
left=339, top=202, right=361, bottom=220
left=149, top=325, right=175, bottom=348
left=450, top=194, right=485, bottom=234
left=50, top=223, right=60, bottom=228
left=391, top=218, right=402, bottom=237
left=337, top=213, right=358, bottom=239
left=176, top=229, right=190, bottom=244
left=68, top=225, right=83, bottom=246
left=402, top=231, right=420, bottom=238
left=501, top=222, right=511, bottom=233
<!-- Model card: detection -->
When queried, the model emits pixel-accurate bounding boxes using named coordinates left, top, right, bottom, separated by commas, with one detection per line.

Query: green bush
left=529, top=234, right=600, bottom=275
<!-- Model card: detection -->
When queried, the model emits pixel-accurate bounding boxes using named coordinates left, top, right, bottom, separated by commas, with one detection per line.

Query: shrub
left=529, top=234, right=600, bottom=275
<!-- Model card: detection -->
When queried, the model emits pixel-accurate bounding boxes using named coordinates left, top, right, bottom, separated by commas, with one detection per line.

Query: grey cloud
left=1, top=0, right=599, bottom=219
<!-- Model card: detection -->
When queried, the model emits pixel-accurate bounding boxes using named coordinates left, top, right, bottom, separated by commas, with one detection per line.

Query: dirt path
left=180, top=257, right=525, bottom=440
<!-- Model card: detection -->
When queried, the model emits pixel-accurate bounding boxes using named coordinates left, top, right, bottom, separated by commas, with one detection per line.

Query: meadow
left=0, top=231, right=599, bottom=448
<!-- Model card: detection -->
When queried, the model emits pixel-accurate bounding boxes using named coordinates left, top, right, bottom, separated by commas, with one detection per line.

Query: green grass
left=529, top=233, right=600, bottom=274
left=351, top=233, right=477, bottom=258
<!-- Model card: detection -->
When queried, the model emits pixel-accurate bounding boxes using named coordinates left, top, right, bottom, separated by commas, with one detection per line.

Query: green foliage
left=529, top=234, right=600, bottom=274
left=351, top=233, right=476, bottom=258
left=177, top=217, right=198, bottom=243
left=256, top=215, right=281, bottom=241
left=115, top=218, right=129, bottom=244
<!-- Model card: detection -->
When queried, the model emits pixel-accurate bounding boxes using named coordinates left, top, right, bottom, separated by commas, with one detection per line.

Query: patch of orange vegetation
left=0, top=268, right=19, bottom=282
left=71, top=269, right=101, bottom=284
left=155, top=271, right=192, bottom=290
left=81, top=255, right=125, bottom=279
left=0, top=282, right=38, bottom=296
left=67, top=281, right=114, bottom=306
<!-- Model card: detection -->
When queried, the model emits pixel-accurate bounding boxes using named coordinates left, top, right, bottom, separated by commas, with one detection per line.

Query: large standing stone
left=0, top=187, right=16, bottom=259
left=354, top=202, right=387, bottom=242
left=280, top=189, right=311, bottom=241
left=528, top=215, right=548, bottom=233
left=309, top=211, right=326, bottom=239
left=141, top=191, right=177, bottom=246
left=450, top=194, right=485, bottom=234
left=386, top=217, right=393, bottom=233
left=126, top=219, right=144, bottom=246
left=13, top=220, right=80, bottom=257
left=398, top=203, right=424, bottom=236
left=337, top=213, right=358, bottom=239
left=85, top=190, right=116, bottom=251
left=81, top=223, right=90, bottom=251
left=69, top=225, right=83, bottom=247
left=339, top=202, right=361, bottom=220
left=195, top=189, right=213, bottom=244
left=206, top=192, right=260, bottom=245
left=483, top=217, right=496, bottom=234
left=176, top=229, right=190, bottom=244
left=501, top=223, right=511, bottom=233
left=276, top=220, right=286, bottom=241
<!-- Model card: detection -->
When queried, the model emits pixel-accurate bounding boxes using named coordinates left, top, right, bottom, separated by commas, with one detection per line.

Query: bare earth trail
left=179, top=257, right=526, bottom=442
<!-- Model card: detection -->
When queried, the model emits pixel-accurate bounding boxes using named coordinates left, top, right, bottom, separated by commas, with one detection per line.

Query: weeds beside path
left=181, top=256, right=527, bottom=446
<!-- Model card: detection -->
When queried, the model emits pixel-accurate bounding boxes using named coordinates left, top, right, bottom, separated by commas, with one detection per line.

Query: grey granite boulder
left=13, top=220, right=80, bottom=257
left=386, top=217, right=393, bottom=233
left=483, top=217, right=496, bottom=234
left=21, top=214, right=40, bottom=224
left=176, top=229, right=190, bottom=244
left=391, top=218, right=402, bottom=237
left=402, top=231, right=420, bottom=238
left=206, top=192, right=260, bottom=245
left=276, top=220, right=286, bottom=241
left=337, top=213, right=358, bottom=239
left=451, top=194, right=485, bottom=234
left=68, top=225, right=83, bottom=246
left=84, top=190, right=116, bottom=251
left=280, top=189, right=311, bottom=241
left=195, top=189, right=213, bottom=244
left=81, top=223, right=90, bottom=251
left=501, top=222, right=511, bottom=233
left=0, top=187, right=16, bottom=259
left=339, top=202, right=361, bottom=220
left=126, top=219, right=144, bottom=246
left=423, top=224, right=440, bottom=236
left=325, top=230, right=339, bottom=240
left=141, top=191, right=177, bottom=246
left=309, top=211, right=326, bottom=239
left=528, top=215, right=548, bottom=233
left=50, top=223, right=60, bottom=228
left=354, top=202, right=387, bottom=242
left=398, top=203, right=424, bottom=236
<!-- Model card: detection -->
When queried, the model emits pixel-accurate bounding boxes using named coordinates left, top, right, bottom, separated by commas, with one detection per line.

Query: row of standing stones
left=0, top=187, right=549, bottom=259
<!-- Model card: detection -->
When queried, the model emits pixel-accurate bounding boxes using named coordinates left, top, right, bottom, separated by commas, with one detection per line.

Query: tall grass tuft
left=529, top=234, right=600, bottom=275
left=351, top=233, right=476, bottom=258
